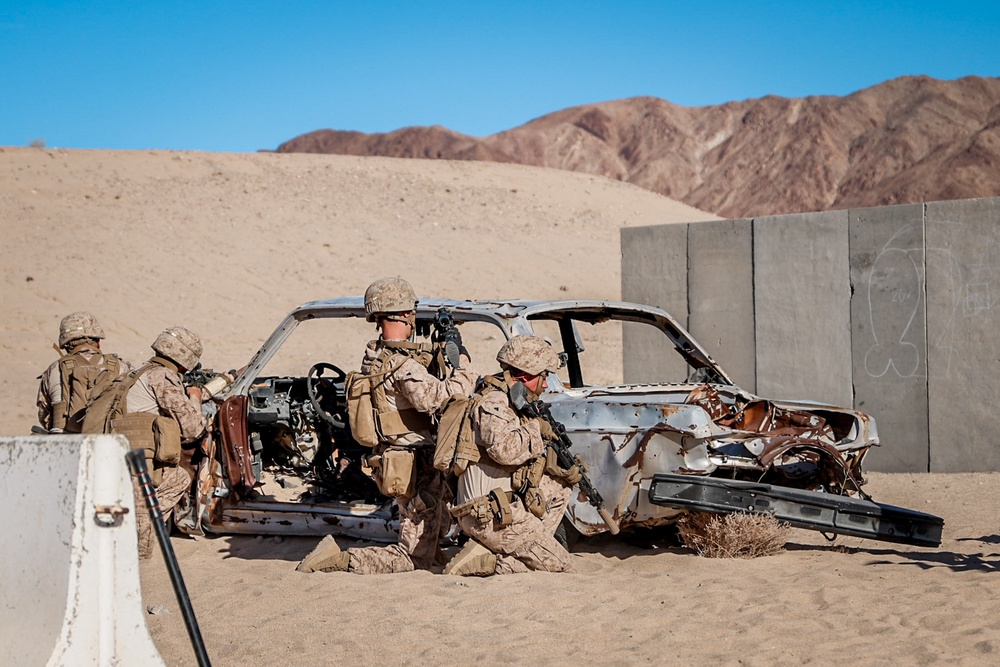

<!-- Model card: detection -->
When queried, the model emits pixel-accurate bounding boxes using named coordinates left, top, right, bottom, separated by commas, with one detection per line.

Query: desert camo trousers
left=347, top=467, right=453, bottom=575
left=539, top=474, right=572, bottom=537
left=458, top=497, right=573, bottom=575
left=133, top=465, right=193, bottom=560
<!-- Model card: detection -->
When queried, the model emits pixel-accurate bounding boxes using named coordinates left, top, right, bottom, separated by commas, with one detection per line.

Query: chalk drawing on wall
left=865, top=242, right=923, bottom=378
left=863, top=217, right=995, bottom=381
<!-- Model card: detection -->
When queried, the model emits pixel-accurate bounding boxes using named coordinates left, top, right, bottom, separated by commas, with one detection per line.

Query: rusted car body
left=179, top=298, right=938, bottom=546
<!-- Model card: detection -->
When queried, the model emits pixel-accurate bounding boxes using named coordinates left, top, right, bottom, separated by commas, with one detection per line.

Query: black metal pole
left=126, top=449, right=212, bottom=667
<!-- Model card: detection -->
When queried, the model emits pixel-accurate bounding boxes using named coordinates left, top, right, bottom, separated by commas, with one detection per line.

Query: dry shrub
left=677, top=511, right=790, bottom=559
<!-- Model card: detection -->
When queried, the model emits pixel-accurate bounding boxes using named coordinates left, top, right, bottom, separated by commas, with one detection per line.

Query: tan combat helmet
left=151, top=326, right=203, bottom=370
left=496, top=335, right=561, bottom=376
left=364, top=277, right=418, bottom=322
left=58, top=311, right=106, bottom=349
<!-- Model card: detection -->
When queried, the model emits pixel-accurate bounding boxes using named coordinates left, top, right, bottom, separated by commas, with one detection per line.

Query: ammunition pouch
left=511, top=456, right=547, bottom=518
left=520, top=486, right=547, bottom=519
left=511, top=455, right=546, bottom=494
left=50, top=400, right=69, bottom=432
left=345, top=371, right=379, bottom=448
left=110, top=412, right=181, bottom=486
left=152, top=415, right=182, bottom=465
left=369, top=446, right=417, bottom=499
left=449, top=489, right=514, bottom=528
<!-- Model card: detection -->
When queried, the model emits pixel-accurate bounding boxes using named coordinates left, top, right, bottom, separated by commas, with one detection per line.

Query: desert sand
left=3, top=147, right=997, bottom=666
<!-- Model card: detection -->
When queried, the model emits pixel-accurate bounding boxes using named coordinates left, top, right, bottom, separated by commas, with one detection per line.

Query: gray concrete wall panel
left=753, top=211, right=852, bottom=407
left=925, top=198, right=1000, bottom=471
left=849, top=204, right=928, bottom=472
left=688, top=219, right=756, bottom=392
left=621, top=225, right=689, bottom=384
left=622, top=197, right=1000, bottom=472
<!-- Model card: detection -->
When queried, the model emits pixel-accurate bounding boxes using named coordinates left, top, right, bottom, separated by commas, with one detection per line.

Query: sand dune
left=0, top=146, right=714, bottom=434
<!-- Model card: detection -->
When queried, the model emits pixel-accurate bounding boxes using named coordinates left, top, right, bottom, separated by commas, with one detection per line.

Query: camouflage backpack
left=53, top=350, right=123, bottom=433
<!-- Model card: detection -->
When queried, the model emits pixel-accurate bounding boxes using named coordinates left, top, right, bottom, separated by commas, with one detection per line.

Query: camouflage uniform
left=538, top=473, right=573, bottom=537
left=346, top=340, right=477, bottom=574
left=298, top=277, right=480, bottom=575
left=90, top=326, right=205, bottom=559
left=455, top=384, right=573, bottom=574
left=127, top=357, right=207, bottom=558
left=36, top=312, right=130, bottom=433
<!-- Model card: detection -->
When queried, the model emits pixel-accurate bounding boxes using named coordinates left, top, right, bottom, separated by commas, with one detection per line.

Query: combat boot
left=296, top=535, right=351, bottom=573
left=443, top=539, right=497, bottom=576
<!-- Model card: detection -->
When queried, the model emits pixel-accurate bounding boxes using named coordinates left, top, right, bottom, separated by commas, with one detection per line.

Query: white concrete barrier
left=0, top=435, right=166, bottom=666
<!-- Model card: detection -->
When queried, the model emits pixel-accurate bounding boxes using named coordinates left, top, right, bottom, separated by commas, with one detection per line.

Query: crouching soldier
left=297, top=277, right=477, bottom=575
left=84, top=326, right=207, bottom=559
left=36, top=311, right=131, bottom=433
left=444, top=335, right=574, bottom=576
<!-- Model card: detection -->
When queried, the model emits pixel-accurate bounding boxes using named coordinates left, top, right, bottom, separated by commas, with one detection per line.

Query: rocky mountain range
left=275, top=75, right=1000, bottom=219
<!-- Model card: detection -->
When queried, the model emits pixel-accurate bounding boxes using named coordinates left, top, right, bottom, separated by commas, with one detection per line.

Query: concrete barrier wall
left=621, top=224, right=689, bottom=384
left=621, top=197, right=1000, bottom=473
left=0, top=436, right=166, bottom=666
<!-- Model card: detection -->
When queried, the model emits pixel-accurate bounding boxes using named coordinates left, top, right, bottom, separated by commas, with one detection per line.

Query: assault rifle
left=183, top=364, right=236, bottom=400
left=509, top=384, right=621, bottom=534
left=431, top=307, right=464, bottom=369
left=182, top=365, right=216, bottom=389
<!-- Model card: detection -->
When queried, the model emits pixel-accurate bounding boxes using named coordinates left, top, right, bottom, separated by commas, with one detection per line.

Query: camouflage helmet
left=58, top=311, right=106, bottom=348
left=364, top=277, right=418, bottom=322
left=496, top=335, right=561, bottom=376
left=151, top=326, right=203, bottom=370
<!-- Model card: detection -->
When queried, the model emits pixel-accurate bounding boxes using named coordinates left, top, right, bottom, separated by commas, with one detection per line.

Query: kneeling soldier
left=36, top=311, right=131, bottom=433
left=84, top=326, right=207, bottom=559
left=297, top=277, right=477, bottom=575
left=445, top=335, right=574, bottom=576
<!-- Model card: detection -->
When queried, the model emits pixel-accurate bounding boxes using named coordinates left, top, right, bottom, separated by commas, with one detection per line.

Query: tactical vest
left=51, top=343, right=122, bottom=433
left=434, top=373, right=528, bottom=477
left=345, top=341, right=436, bottom=447
left=82, top=357, right=183, bottom=484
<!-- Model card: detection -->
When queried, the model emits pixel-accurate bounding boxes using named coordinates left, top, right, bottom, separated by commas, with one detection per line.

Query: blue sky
left=2, top=1, right=998, bottom=152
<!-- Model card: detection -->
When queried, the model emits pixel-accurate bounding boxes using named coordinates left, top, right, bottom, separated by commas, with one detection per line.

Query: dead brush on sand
left=678, top=511, right=790, bottom=558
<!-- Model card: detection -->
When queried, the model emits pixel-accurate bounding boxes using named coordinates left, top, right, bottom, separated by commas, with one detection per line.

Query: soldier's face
left=515, top=371, right=547, bottom=394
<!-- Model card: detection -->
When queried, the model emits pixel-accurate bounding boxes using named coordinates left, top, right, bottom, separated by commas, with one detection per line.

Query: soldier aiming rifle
left=510, top=382, right=620, bottom=534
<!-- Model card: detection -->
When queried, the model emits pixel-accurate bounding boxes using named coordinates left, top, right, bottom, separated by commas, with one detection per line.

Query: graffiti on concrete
left=865, top=223, right=925, bottom=379
left=864, top=218, right=997, bottom=380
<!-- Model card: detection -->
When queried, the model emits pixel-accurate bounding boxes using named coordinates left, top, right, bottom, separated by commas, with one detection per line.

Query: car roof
left=289, top=297, right=683, bottom=323
left=224, top=296, right=732, bottom=396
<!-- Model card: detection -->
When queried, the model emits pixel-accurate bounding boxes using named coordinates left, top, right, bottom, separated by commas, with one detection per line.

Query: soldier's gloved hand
left=537, top=417, right=557, bottom=442
left=544, top=447, right=582, bottom=485
left=560, top=464, right=583, bottom=486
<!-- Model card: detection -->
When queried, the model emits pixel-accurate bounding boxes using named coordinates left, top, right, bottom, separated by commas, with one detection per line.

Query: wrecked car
left=177, top=298, right=942, bottom=548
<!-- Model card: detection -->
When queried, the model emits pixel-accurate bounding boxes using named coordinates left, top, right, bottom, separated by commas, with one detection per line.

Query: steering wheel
left=306, top=362, right=348, bottom=429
